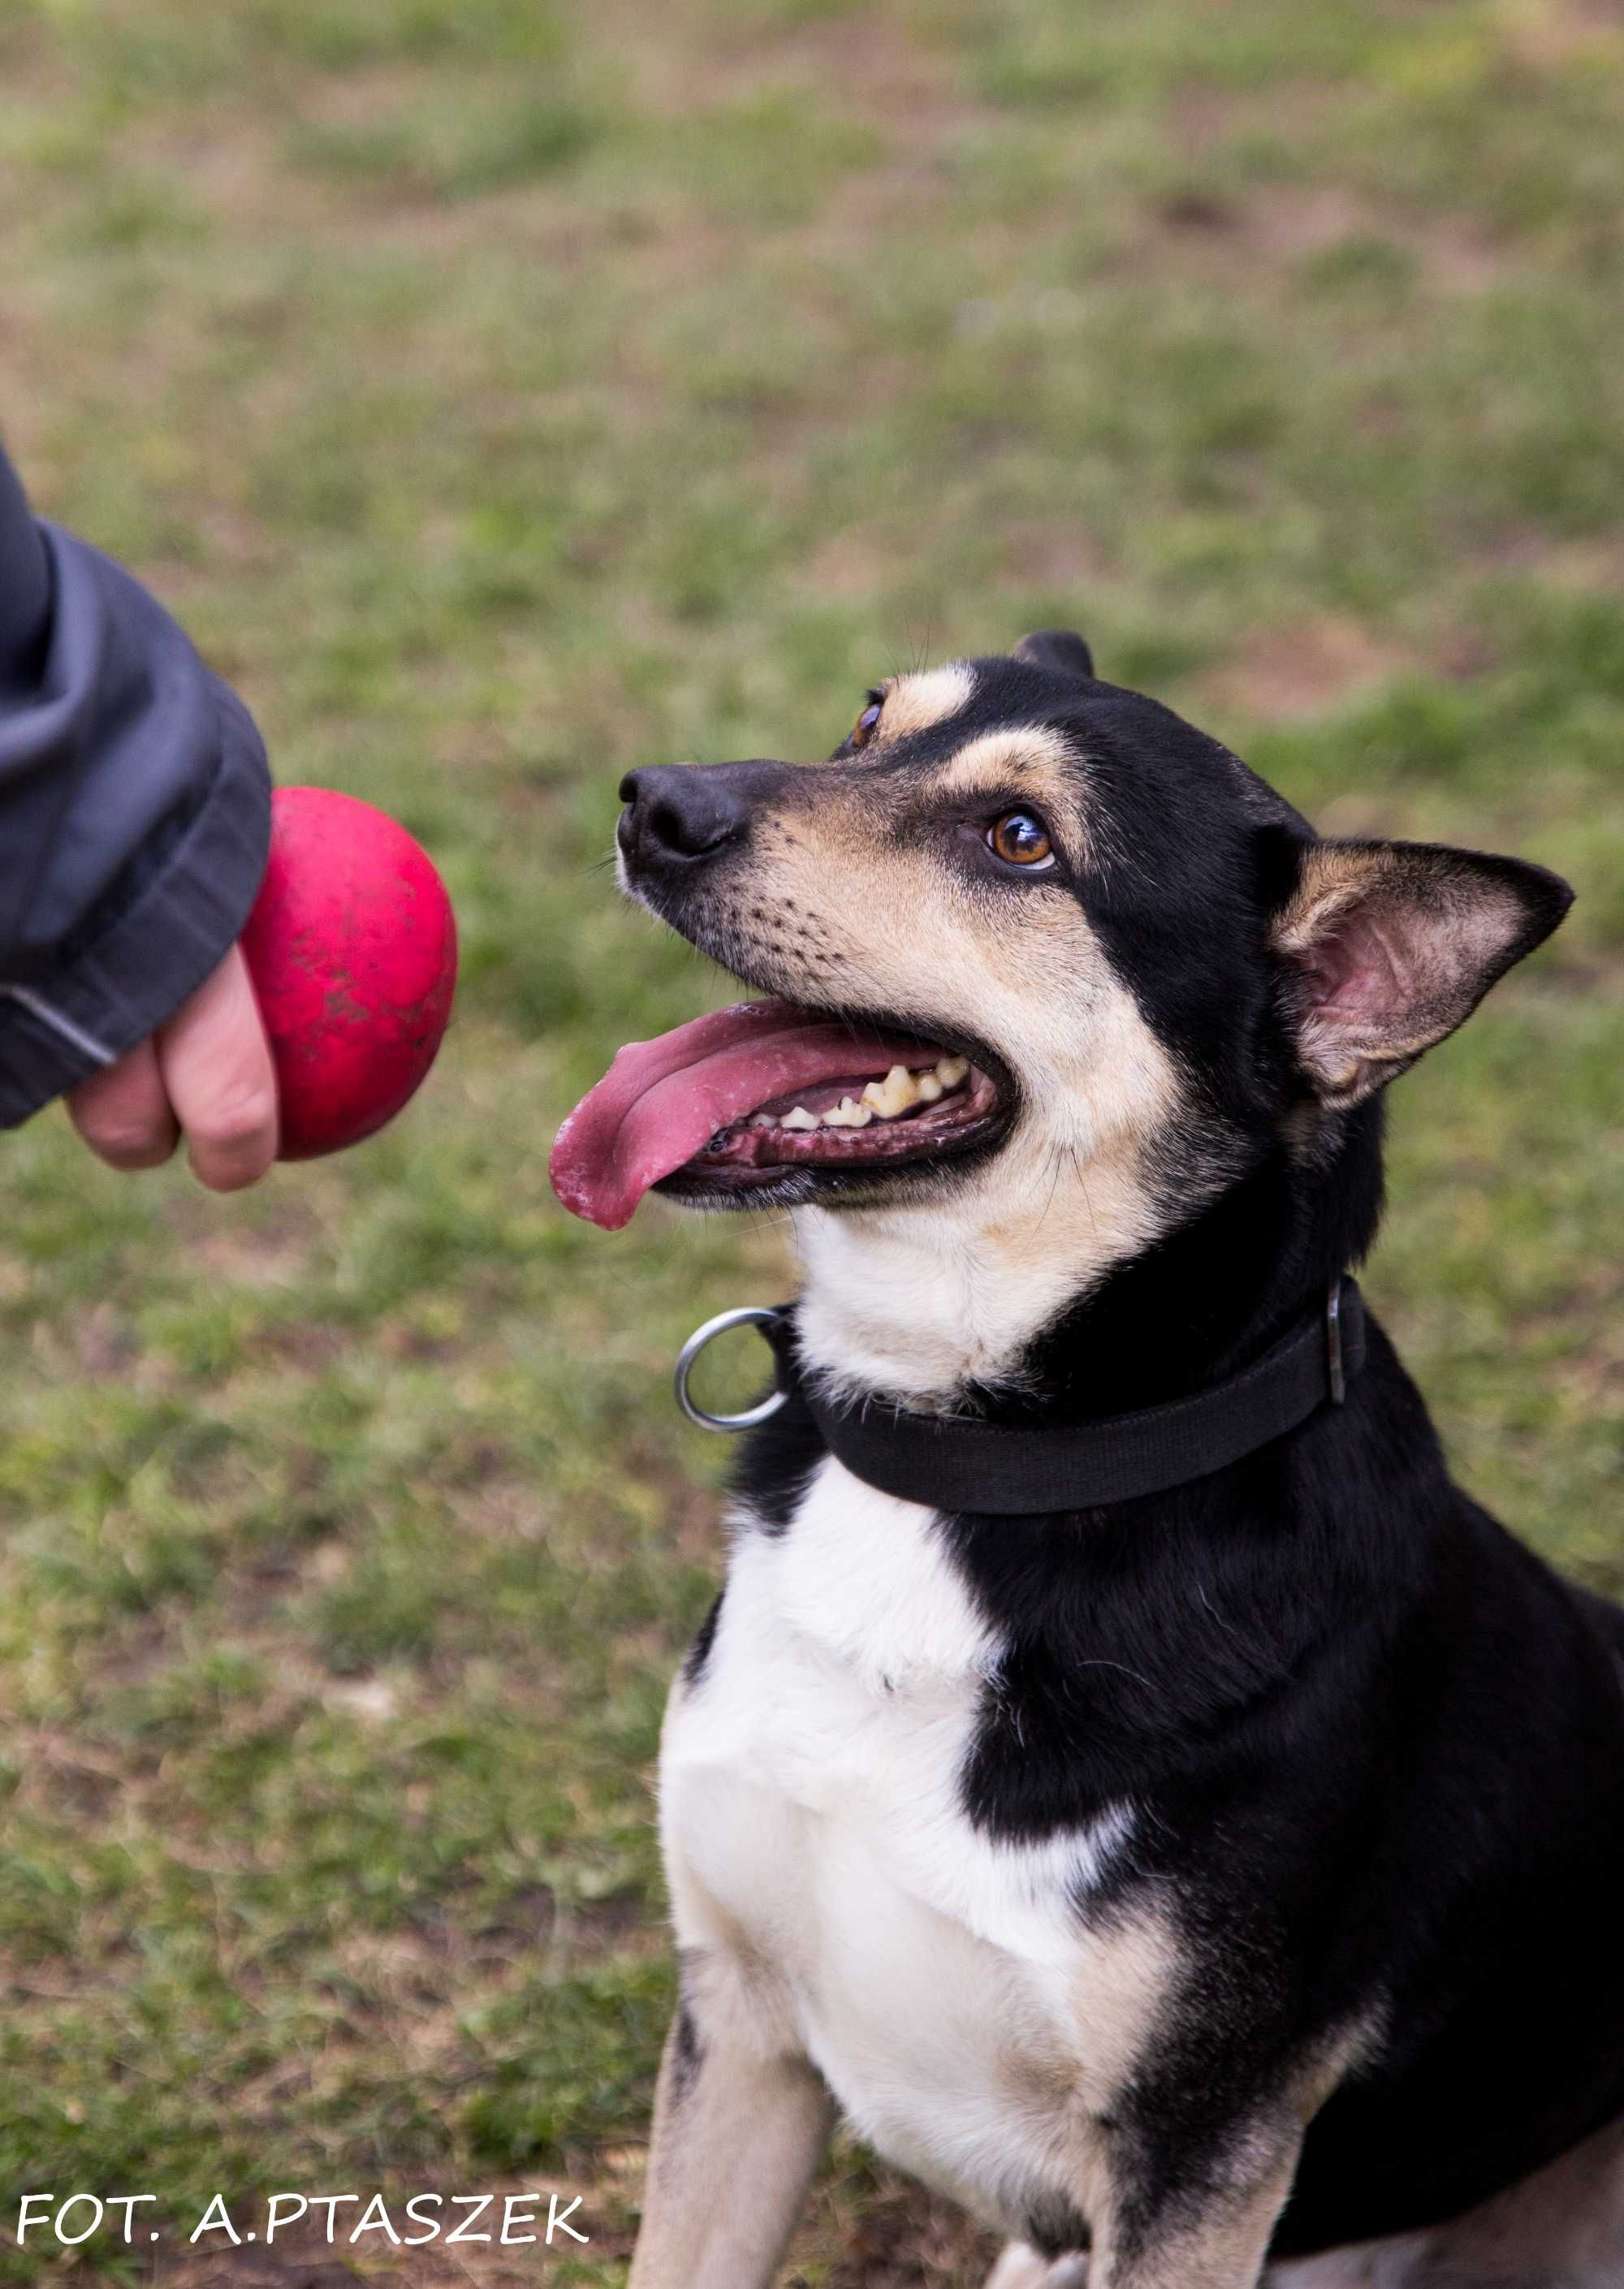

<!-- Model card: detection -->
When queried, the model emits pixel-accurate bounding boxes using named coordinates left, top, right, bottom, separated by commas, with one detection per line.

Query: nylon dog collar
left=675, top=1280, right=1366, bottom=1515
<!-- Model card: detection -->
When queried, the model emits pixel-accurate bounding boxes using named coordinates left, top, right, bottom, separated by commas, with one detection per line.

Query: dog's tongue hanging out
left=551, top=1000, right=936, bottom=1229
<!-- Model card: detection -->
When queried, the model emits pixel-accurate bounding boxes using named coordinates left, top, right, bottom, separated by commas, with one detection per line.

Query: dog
left=549, top=631, right=1624, bottom=2288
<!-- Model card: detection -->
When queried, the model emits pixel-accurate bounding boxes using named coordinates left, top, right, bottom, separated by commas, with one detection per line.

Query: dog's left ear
left=1015, top=628, right=1095, bottom=680
left=1272, top=839, right=1573, bottom=1108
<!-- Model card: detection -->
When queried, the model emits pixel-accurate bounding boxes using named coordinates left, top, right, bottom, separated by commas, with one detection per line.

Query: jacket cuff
left=0, top=676, right=270, bottom=1128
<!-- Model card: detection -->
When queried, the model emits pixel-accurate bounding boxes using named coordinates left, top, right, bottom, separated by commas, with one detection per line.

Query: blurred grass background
left=0, top=0, right=1621, bottom=2280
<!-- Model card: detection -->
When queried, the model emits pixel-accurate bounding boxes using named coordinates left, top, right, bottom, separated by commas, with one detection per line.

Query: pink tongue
left=549, top=1000, right=937, bottom=1229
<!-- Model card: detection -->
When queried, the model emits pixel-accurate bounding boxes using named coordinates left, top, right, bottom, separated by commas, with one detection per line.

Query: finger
left=67, top=1034, right=180, bottom=1170
left=155, top=945, right=279, bottom=1191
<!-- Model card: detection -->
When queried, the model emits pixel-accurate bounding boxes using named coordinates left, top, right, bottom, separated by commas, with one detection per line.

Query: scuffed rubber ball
left=240, top=788, right=458, bottom=1160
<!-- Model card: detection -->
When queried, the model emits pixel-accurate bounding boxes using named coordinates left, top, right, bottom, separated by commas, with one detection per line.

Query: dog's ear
left=1015, top=628, right=1095, bottom=680
left=1272, top=840, right=1573, bottom=1108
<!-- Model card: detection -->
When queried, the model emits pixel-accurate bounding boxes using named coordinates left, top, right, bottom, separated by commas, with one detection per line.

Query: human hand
left=66, top=944, right=279, bottom=1190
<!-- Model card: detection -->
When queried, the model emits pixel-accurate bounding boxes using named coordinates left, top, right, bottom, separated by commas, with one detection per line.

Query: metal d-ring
left=673, top=1306, right=788, bottom=1432
left=1325, top=1276, right=1346, bottom=1406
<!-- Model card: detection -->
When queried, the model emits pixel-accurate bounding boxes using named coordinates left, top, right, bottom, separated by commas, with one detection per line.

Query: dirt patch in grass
left=995, top=520, right=1119, bottom=598
left=626, top=0, right=974, bottom=139
left=1477, top=532, right=1624, bottom=593
left=1505, top=0, right=1624, bottom=65
left=1203, top=615, right=1414, bottom=719
left=1154, top=179, right=1510, bottom=296
left=801, top=528, right=914, bottom=602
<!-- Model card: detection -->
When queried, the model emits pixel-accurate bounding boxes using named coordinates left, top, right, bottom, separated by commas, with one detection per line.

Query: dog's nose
left=618, top=765, right=752, bottom=867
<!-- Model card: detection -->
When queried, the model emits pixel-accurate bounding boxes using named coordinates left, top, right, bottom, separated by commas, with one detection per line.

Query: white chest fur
left=659, top=1456, right=1155, bottom=2238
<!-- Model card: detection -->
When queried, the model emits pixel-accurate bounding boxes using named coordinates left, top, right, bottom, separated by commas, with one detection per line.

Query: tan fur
left=873, top=660, right=977, bottom=741
left=931, top=726, right=1096, bottom=857
left=986, top=1907, right=1186, bottom=2273
left=980, top=2019, right=1378, bottom=2289
left=1106, top=2153, right=1300, bottom=2288
left=627, top=1963, right=833, bottom=2289
left=1068, top=1907, right=1184, bottom=2117
left=1097, top=2024, right=1376, bottom=2287
left=976, top=2117, right=1298, bottom=2289
left=1272, top=841, right=1389, bottom=952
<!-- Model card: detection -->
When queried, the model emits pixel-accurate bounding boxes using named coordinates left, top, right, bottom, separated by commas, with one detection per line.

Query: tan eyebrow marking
left=876, top=661, right=975, bottom=741
left=930, top=727, right=1091, bottom=860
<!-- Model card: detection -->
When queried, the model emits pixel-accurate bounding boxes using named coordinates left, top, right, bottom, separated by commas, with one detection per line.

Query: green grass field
left=1, top=0, right=1620, bottom=2280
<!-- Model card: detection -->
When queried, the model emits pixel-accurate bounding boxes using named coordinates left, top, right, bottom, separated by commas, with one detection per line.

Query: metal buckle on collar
left=673, top=1306, right=789, bottom=1432
left=1325, top=1276, right=1347, bottom=1406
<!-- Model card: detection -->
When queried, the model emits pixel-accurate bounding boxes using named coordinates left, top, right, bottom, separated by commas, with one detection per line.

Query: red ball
left=241, top=788, right=458, bottom=1161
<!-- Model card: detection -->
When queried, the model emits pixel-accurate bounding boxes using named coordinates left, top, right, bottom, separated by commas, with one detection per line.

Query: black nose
left=618, top=764, right=752, bottom=868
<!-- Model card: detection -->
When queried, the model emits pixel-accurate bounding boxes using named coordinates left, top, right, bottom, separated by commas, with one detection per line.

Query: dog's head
left=553, top=632, right=1569, bottom=1306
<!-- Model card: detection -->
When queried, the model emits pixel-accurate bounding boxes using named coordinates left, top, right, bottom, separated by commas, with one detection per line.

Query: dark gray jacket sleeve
left=0, top=447, right=271, bottom=1127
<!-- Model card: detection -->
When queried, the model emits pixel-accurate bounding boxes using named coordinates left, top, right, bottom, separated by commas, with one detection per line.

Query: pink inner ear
left=1302, top=906, right=1412, bottom=1023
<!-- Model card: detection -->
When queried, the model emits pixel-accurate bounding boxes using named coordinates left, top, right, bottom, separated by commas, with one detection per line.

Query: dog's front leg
left=628, top=1947, right=835, bottom=2289
left=1086, top=2131, right=1302, bottom=2289
left=983, top=2166, right=1291, bottom=2289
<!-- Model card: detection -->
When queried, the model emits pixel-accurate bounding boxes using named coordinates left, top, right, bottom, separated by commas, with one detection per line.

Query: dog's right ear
left=1015, top=628, right=1095, bottom=680
left=1272, top=838, right=1573, bottom=1109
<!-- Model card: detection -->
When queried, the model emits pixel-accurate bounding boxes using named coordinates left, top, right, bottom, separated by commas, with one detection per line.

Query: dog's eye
left=988, top=810, right=1054, bottom=869
left=849, top=696, right=884, bottom=750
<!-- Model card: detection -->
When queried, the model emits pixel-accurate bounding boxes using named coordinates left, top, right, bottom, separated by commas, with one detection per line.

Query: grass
left=0, top=0, right=1620, bottom=2279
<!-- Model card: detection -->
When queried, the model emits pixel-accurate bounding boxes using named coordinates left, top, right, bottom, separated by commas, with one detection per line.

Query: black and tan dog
left=550, top=633, right=1624, bottom=2289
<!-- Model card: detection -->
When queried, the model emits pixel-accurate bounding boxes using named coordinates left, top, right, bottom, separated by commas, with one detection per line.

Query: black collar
left=770, top=1279, right=1365, bottom=1515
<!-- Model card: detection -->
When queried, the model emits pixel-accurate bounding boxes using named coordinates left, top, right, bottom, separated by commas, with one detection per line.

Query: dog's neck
left=793, top=1109, right=1386, bottom=1423
left=793, top=1196, right=1106, bottom=1410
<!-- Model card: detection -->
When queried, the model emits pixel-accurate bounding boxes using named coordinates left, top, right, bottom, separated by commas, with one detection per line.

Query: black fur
left=681, top=1590, right=725, bottom=1687
left=654, top=637, right=1621, bottom=2265
left=1015, top=627, right=1097, bottom=680
left=667, top=1963, right=707, bottom=2106
left=727, top=1391, right=825, bottom=1537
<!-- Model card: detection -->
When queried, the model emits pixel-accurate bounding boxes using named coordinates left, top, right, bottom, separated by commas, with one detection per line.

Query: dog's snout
left=619, top=765, right=754, bottom=870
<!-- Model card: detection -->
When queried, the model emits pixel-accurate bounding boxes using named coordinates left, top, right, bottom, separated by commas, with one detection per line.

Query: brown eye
left=849, top=697, right=883, bottom=750
left=989, top=810, right=1054, bottom=869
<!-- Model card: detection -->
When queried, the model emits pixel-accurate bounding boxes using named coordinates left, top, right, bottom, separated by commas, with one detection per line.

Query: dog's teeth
left=754, top=1058, right=970, bottom=1139
left=862, top=1065, right=918, bottom=1119
left=856, top=1057, right=969, bottom=1121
